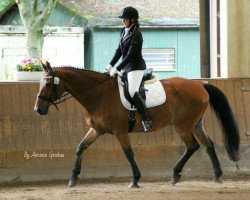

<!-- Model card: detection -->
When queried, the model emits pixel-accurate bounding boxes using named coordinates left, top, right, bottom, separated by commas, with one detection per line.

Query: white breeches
left=127, top=70, right=144, bottom=98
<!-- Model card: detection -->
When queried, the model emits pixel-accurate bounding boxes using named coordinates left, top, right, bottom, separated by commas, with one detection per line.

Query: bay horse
left=34, top=61, right=240, bottom=188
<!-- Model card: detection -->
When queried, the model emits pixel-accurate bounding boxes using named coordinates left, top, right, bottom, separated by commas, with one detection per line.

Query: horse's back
left=161, top=77, right=209, bottom=102
left=159, top=77, right=209, bottom=125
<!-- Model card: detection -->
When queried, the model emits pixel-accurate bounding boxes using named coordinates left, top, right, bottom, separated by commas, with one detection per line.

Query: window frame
left=142, top=48, right=176, bottom=72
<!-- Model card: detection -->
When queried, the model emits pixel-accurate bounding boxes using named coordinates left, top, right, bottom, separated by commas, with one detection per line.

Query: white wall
left=0, top=26, right=84, bottom=81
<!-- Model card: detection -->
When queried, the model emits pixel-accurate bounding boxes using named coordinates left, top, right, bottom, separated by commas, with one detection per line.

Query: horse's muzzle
left=34, top=105, right=48, bottom=115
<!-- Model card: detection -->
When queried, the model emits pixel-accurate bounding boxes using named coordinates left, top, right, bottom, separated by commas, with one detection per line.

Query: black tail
left=203, top=83, right=240, bottom=162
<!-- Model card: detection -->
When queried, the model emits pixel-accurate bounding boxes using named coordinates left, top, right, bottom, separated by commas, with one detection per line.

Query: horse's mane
left=53, top=66, right=111, bottom=81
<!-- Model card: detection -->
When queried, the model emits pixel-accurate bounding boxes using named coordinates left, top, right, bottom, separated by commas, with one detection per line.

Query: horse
left=34, top=61, right=240, bottom=188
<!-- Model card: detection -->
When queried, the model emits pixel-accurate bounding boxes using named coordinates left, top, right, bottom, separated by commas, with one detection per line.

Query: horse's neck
left=57, top=69, right=114, bottom=111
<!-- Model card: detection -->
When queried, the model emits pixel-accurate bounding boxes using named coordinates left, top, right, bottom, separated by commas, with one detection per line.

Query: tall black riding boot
left=132, top=92, right=152, bottom=132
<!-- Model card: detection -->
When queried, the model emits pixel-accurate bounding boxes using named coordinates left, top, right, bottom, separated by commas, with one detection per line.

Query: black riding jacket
left=110, top=24, right=146, bottom=73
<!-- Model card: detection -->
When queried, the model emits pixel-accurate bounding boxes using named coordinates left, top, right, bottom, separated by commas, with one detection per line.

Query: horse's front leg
left=68, top=127, right=99, bottom=187
left=115, top=133, right=141, bottom=188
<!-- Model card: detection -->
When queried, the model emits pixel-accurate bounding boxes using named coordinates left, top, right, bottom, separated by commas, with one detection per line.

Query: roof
left=0, top=0, right=199, bottom=27
left=59, top=0, right=199, bottom=19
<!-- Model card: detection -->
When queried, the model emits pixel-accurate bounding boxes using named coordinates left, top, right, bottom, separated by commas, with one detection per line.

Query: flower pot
left=14, top=71, right=44, bottom=81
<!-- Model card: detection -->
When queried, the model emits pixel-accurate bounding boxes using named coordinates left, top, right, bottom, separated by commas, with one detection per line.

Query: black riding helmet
left=118, top=6, right=139, bottom=19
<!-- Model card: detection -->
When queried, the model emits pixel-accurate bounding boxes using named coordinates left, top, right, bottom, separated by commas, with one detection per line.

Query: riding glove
left=105, top=64, right=113, bottom=72
left=110, top=67, right=118, bottom=77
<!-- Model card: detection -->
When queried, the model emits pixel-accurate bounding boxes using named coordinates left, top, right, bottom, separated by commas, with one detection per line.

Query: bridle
left=37, top=73, right=112, bottom=110
left=37, top=75, right=72, bottom=110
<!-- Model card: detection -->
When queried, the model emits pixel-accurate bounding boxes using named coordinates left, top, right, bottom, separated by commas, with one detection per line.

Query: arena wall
left=0, top=79, right=250, bottom=183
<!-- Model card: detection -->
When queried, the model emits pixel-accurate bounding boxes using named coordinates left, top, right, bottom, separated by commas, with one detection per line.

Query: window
left=142, top=48, right=176, bottom=71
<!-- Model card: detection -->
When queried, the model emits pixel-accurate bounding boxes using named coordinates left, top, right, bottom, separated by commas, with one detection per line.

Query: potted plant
left=14, top=57, right=44, bottom=81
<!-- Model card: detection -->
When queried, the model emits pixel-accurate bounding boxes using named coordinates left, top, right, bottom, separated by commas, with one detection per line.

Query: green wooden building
left=0, top=0, right=200, bottom=79
left=86, top=21, right=200, bottom=79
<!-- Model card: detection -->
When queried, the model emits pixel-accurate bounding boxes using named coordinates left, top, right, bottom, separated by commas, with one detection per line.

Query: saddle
left=121, top=68, right=154, bottom=108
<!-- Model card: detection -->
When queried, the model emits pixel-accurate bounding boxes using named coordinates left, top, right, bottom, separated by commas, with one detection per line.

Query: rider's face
left=122, top=18, right=131, bottom=28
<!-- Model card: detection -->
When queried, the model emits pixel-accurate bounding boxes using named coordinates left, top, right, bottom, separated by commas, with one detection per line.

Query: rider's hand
left=105, top=64, right=113, bottom=72
left=110, top=67, right=118, bottom=77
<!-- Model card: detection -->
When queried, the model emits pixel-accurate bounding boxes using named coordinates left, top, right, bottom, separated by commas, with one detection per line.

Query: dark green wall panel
left=90, top=28, right=200, bottom=79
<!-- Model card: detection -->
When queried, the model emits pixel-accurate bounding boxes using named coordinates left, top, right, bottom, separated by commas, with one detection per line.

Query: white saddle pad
left=118, top=76, right=166, bottom=110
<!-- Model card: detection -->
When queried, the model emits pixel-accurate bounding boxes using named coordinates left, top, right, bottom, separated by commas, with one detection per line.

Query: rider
left=106, top=6, right=152, bottom=132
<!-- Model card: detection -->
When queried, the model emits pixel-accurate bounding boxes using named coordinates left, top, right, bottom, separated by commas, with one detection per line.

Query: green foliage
left=83, top=14, right=95, bottom=20
left=57, top=1, right=96, bottom=21
left=143, top=18, right=153, bottom=21
left=17, top=64, right=43, bottom=72
left=0, top=0, right=15, bottom=18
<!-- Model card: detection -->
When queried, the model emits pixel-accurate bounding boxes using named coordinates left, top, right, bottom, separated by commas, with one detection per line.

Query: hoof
left=213, top=177, right=222, bottom=184
left=171, top=174, right=181, bottom=186
left=68, top=178, right=79, bottom=187
left=129, top=182, right=140, bottom=188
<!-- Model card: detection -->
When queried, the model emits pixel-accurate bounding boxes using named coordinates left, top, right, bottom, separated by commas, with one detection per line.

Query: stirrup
left=142, top=120, right=152, bottom=132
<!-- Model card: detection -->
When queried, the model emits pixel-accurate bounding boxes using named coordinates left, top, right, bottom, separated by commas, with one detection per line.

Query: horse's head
left=34, top=60, right=64, bottom=115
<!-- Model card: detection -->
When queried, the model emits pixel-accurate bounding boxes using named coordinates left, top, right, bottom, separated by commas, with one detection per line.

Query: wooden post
left=228, top=0, right=250, bottom=78
left=199, top=0, right=210, bottom=78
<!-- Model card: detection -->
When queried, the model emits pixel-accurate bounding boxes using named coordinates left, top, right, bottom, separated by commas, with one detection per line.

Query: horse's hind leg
left=68, top=127, right=99, bottom=187
left=115, top=133, right=141, bottom=188
left=172, top=126, right=200, bottom=185
left=193, top=118, right=223, bottom=183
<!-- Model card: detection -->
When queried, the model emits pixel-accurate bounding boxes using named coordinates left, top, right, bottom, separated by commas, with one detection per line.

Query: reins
left=52, top=92, right=72, bottom=105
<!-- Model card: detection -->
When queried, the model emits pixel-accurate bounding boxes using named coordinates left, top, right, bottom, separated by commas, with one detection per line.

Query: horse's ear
left=41, top=60, right=53, bottom=74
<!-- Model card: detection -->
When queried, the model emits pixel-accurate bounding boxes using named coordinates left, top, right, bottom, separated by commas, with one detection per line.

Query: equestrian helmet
left=118, top=6, right=139, bottom=19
